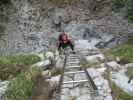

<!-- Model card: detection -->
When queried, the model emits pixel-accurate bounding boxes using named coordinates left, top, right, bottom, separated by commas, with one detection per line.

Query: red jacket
left=58, top=32, right=70, bottom=43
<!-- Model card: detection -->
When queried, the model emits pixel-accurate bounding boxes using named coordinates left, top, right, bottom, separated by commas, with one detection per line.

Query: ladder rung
left=63, top=80, right=88, bottom=84
left=67, top=61, right=80, bottom=64
left=68, top=56, right=79, bottom=58
left=68, top=56, right=78, bottom=58
left=69, top=54, right=78, bottom=56
left=60, top=91, right=97, bottom=95
left=67, top=57, right=79, bottom=59
left=64, top=71, right=85, bottom=74
left=66, top=65, right=81, bottom=68
left=67, top=59, right=79, bottom=61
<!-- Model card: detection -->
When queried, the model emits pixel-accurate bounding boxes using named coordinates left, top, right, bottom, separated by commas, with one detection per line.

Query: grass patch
left=0, top=24, right=6, bottom=33
left=126, top=67, right=133, bottom=79
left=112, top=82, right=133, bottom=100
left=6, top=67, right=42, bottom=100
left=105, top=44, right=133, bottom=63
left=51, top=67, right=63, bottom=76
left=0, top=54, right=41, bottom=80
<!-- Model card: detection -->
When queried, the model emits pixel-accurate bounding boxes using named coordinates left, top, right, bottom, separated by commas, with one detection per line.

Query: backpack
left=61, top=33, right=69, bottom=42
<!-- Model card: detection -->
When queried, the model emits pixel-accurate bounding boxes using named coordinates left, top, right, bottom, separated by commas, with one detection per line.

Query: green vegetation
left=0, top=54, right=42, bottom=100
left=51, top=67, right=63, bottom=76
left=0, top=0, right=12, bottom=37
left=105, top=44, right=133, bottom=63
left=0, top=0, right=11, bottom=6
left=0, top=14, right=9, bottom=39
left=0, top=24, right=6, bottom=33
left=127, top=67, right=133, bottom=79
left=113, top=0, right=133, bottom=22
left=112, top=82, right=133, bottom=100
left=0, top=14, right=9, bottom=34
left=113, top=0, right=125, bottom=10
left=6, top=67, right=42, bottom=100
left=0, top=54, right=41, bottom=80
left=126, top=0, right=133, bottom=22
left=0, top=14, right=9, bottom=23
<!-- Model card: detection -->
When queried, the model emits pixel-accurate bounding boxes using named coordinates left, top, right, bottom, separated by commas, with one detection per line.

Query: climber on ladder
left=57, top=31, right=75, bottom=54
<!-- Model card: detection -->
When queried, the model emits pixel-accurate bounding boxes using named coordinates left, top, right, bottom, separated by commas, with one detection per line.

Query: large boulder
left=107, top=61, right=121, bottom=71
left=85, top=54, right=105, bottom=64
left=45, top=52, right=54, bottom=59
left=33, top=60, right=51, bottom=69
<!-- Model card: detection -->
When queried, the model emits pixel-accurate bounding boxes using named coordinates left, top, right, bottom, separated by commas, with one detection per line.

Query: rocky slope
left=0, top=0, right=133, bottom=54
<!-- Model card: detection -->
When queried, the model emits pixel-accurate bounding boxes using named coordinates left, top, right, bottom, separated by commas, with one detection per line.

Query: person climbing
left=58, top=32, right=75, bottom=54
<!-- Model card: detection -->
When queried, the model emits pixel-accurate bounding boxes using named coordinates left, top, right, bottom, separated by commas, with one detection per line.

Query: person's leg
left=67, top=41, right=74, bottom=51
left=58, top=43, right=62, bottom=54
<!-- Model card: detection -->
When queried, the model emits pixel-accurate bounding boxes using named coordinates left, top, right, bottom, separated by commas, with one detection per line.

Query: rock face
left=112, top=70, right=133, bottom=95
left=31, top=75, right=60, bottom=100
left=87, top=68, right=112, bottom=100
left=0, top=0, right=133, bottom=55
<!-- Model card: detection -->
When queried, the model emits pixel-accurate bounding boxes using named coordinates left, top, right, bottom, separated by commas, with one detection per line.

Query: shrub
left=0, top=0, right=11, bottom=6
left=105, top=44, right=133, bottom=63
left=6, top=54, right=41, bottom=66
left=51, top=67, right=63, bottom=76
left=112, top=0, right=125, bottom=10
left=126, top=0, right=133, bottom=22
left=113, top=0, right=133, bottom=22
left=0, top=24, right=6, bottom=33
left=0, top=54, right=41, bottom=80
left=6, top=67, right=42, bottom=100
left=0, top=14, right=9, bottom=23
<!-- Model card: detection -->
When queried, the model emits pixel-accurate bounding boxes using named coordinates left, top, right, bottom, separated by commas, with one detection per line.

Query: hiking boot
left=72, top=51, right=76, bottom=54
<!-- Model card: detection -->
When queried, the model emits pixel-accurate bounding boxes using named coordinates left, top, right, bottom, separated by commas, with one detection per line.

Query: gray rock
left=70, top=87, right=80, bottom=97
left=33, top=59, right=51, bottom=69
left=0, top=81, right=9, bottom=100
left=107, top=61, right=121, bottom=71
left=104, top=95, right=113, bottom=100
left=85, top=54, right=105, bottom=64
left=76, top=94, right=91, bottom=100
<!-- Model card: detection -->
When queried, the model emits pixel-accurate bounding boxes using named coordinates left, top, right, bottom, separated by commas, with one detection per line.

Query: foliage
left=125, top=35, right=133, bottom=45
left=126, top=67, right=133, bottom=79
left=0, top=54, right=41, bottom=80
left=0, top=14, right=9, bottom=23
left=112, top=0, right=125, bottom=10
left=126, top=0, right=133, bottom=22
left=6, top=54, right=41, bottom=66
left=105, top=44, right=133, bottom=63
left=0, top=24, right=6, bottom=33
left=6, top=67, right=42, bottom=100
left=113, top=0, right=133, bottom=22
left=51, top=67, right=63, bottom=76
left=112, top=82, right=133, bottom=100
left=0, top=0, right=11, bottom=6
